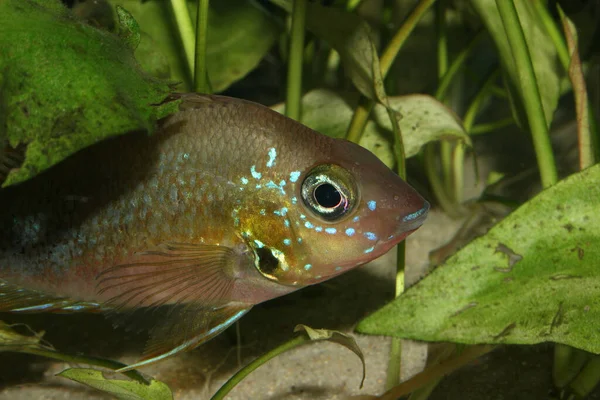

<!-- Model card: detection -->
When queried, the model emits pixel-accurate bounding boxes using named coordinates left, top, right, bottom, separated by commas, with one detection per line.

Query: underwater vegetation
left=0, top=0, right=599, bottom=399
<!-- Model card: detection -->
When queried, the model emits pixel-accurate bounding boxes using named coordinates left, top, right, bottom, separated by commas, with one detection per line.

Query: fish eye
left=301, top=164, right=357, bottom=221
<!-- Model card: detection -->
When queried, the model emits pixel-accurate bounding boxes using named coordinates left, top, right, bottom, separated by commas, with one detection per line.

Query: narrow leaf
left=357, top=164, right=600, bottom=354
left=469, top=0, right=561, bottom=129
left=294, top=324, right=366, bottom=388
left=58, top=368, right=173, bottom=400
left=0, top=321, right=49, bottom=353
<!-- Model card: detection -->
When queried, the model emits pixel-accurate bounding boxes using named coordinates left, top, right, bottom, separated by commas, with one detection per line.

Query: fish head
left=239, top=138, right=429, bottom=288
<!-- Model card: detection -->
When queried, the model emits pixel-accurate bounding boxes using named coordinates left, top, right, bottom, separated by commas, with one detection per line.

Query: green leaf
left=58, top=368, right=173, bottom=400
left=0, top=0, right=177, bottom=187
left=0, top=321, right=49, bottom=353
left=271, top=89, right=470, bottom=167
left=357, top=164, right=600, bottom=353
left=468, top=0, right=561, bottom=129
left=110, top=0, right=280, bottom=93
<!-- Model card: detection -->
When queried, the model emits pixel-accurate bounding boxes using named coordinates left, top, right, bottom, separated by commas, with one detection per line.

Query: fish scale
left=0, top=93, right=429, bottom=369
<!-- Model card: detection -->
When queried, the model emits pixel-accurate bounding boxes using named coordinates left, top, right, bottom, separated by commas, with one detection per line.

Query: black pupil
left=314, top=183, right=342, bottom=208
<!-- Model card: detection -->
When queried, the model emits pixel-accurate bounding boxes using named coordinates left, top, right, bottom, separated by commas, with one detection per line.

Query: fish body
left=0, top=94, right=428, bottom=368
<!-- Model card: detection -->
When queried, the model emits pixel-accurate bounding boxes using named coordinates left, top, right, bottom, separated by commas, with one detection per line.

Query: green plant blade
left=271, top=0, right=385, bottom=103
left=469, top=0, right=561, bottom=129
left=357, top=164, right=600, bottom=353
left=58, top=368, right=172, bottom=400
left=0, top=321, right=49, bottom=353
left=272, top=89, right=470, bottom=167
left=109, top=0, right=280, bottom=93
left=0, top=0, right=177, bottom=187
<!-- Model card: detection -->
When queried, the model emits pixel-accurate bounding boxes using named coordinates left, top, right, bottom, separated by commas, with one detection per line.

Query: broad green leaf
left=468, top=0, right=561, bottom=128
left=110, top=0, right=280, bottom=93
left=294, top=324, right=366, bottom=388
left=58, top=368, right=173, bottom=400
left=271, top=89, right=469, bottom=167
left=271, top=0, right=386, bottom=103
left=357, top=164, right=600, bottom=353
left=0, top=0, right=177, bottom=187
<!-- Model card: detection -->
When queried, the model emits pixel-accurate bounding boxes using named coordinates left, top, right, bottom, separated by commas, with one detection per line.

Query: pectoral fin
left=117, top=302, right=250, bottom=372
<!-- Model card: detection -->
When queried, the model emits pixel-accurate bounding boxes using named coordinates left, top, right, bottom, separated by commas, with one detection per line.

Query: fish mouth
left=396, top=200, right=430, bottom=233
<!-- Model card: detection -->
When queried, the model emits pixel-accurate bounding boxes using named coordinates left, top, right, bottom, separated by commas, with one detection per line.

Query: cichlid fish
left=0, top=94, right=428, bottom=369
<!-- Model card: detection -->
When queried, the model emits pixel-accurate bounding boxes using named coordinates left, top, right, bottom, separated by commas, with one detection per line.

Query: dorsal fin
left=0, top=279, right=104, bottom=313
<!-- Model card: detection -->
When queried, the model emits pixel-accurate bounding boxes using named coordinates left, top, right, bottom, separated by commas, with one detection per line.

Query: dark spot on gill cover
left=256, top=247, right=279, bottom=275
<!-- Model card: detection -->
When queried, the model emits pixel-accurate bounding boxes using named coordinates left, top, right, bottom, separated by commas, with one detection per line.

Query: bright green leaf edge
left=59, top=368, right=173, bottom=400
left=357, top=164, right=600, bottom=353
left=0, top=0, right=178, bottom=187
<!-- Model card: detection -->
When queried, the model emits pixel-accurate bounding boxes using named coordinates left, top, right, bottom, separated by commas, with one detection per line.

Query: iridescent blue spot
left=300, top=214, right=306, bottom=219
left=353, top=216, right=360, bottom=222
left=315, top=226, right=323, bottom=232
left=335, top=266, right=342, bottom=271
left=241, top=177, right=249, bottom=185
left=345, top=228, right=356, bottom=236
left=368, top=200, right=377, bottom=211
left=284, top=219, right=290, bottom=227
left=267, top=147, right=277, bottom=168
left=304, top=221, right=314, bottom=229
left=290, top=171, right=301, bottom=182
left=254, top=239, right=265, bottom=248
left=283, top=238, right=291, bottom=246
left=325, top=227, right=337, bottom=234
left=291, top=197, right=298, bottom=205
left=251, top=165, right=262, bottom=179
left=364, top=246, right=375, bottom=254
left=255, top=184, right=262, bottom=189
left=260, top=209, right=266, bottom=215
left=304, top=264, right=312, bottom=271
left=183, top=153, right=190, bottom=160
left=364, top=232, right=377, bottom=241
left=274, top=210, right=282, bottom=216
left=280, top=207, right=288, bottom=216
left=297, top=237, right=303, bottom=243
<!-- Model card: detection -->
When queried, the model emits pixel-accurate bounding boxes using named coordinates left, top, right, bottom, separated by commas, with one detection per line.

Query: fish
left=0, top=93, right=429, bottom=369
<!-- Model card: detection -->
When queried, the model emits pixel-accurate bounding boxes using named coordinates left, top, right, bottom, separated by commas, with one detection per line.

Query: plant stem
left=496, top=0, right=557, bottom=188
left=211, top=336, right=306, bottom=400
left=532, top=0, right=570, bottom=69
left=434, top=31, right=484, bottom=101
left=569, top=356, right=600, bottom=398
left=554, top=344, right=589, bottom=388
left=345, top=0, right=436, bottom=144
left=194, top=0, right=210, bottom=93
left=380, top=0, right=437, bottom=77
left=170, top=0, right=195, bottom=80
left=285, top=0, right=308, bottom=121
left=22, top=347, right=148, bottom=384
left=470, top=118, right=515, bottom=135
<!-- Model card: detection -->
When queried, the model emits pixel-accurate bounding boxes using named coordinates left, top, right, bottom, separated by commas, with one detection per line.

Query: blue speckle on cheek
left=260, top=209, right=266, bottom=215
left=284, top=219, right=290, bottom=227
left=304, top=221, right=314, bottom=229
left=283, top=238, right=291, bottom=246
left=241, top=177, right=249, bottom=185
left=315, top=226, right=323, bottom=232
left=304, top=264, right=312, bottom=271
left=297, top=237, right=303, bottom=243
left=325, top=227, right=337, bottom=234
left=250, top=165, right=262, bottom=180
left=335, top=266, right=342, bottom=271
left=291, top=197, right=298, bottom=205
left=345, top=228, right=355, bottom=236
left=364, top=246, right=375, bottom=254
left=290, top=171, right=301, bottom=182
left=368, top=200, right=377, bottom=211
left=267, top=147, right=277, bottom=168
left=364, top=232, right=377, bottom=241
left=353, top=216, right=360, bottom=223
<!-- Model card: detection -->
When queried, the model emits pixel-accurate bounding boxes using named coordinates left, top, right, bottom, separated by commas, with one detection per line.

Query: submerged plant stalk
left=194, top=0, right=210, bottom=93
left=285, top=0, right=308, bottom=121
left=170, top=0, right=195, bottom=80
